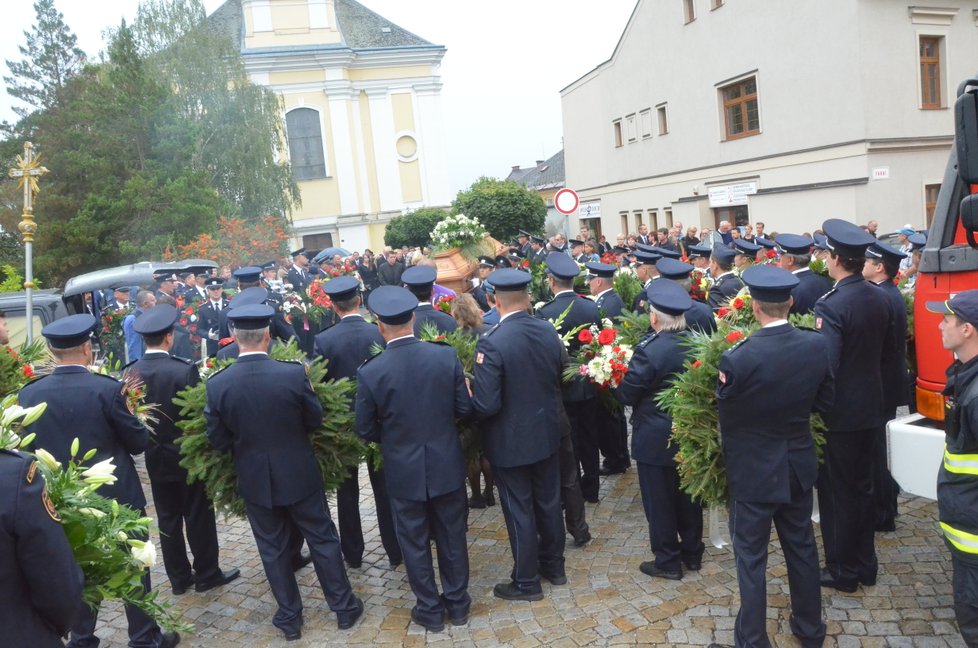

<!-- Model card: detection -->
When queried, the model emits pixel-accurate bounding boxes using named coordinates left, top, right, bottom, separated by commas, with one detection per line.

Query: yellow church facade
left=210, top=0, right=450, bottom=253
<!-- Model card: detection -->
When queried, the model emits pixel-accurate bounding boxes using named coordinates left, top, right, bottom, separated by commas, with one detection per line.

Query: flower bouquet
left=563, top=324, right=634, bottom=390
left=715, top=292, right=753, bottom=327
left=600, top=252, right=619, bottom=265
left=0, top=397, right=188, bottom=632
left=0, top=340, right=47, bottom=398
left=430, top=213, right=488, bottom=254
left=689, top=270, right=710, bottom=302
left=434, top=294, right=455, bottom=315
left=100, top=308, right=129, bottom=361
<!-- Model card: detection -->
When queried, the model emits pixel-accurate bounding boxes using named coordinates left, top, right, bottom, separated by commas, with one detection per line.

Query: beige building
left=209, top=0, right=450, bottom=253
left=560, top=0, right=978, bottom=239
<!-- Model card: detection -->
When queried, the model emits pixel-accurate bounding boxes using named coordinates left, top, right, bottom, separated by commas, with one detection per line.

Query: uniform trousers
left=69, top=509, right=163, bottom=648
left=563, top=398, right=600, bottom=500
left=493, top=453, right=566, bottom=592
left=817, top=428, right=878, bottom=586
left=953, top=553, right=978, bottom=647
left=558, top=423, right=589, bottom=541
left=637, top=462, right=704, bottom=571
left=148, top=474, right=221, bottom=588
left=390, top=487, right=471, bottom=626
left=336, top=463, right=402, bottom=565
left=872, top=409, right=900, bottom=531
left=729, top=470, right=825, bottom=648
left=597, top=402, right=630, bottom=471
left=244, top=490, right=359, bottom=635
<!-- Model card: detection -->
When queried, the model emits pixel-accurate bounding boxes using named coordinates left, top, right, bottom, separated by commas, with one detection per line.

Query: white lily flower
left=78, top=507, right=106, bottom=519
left=34, top=448, right=61, bottom=471
left=0, top=404, right=25, bottom=427
left=82, top=458, right=117, bottom=485
left=20, top=402, right=47, bottom=427
left=130, top=540, right=157, bottom=569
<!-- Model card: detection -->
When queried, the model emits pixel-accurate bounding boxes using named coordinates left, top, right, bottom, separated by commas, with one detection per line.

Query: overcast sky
left=0, top=0, right=636, bottom=195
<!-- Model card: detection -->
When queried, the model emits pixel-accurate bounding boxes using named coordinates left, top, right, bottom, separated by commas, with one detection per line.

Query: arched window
left=286, top=108, right=327, bottom=180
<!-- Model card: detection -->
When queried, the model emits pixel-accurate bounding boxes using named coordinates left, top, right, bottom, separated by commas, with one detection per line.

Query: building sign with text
left=708, top=182, right=757, bottom=207
left=578, top=202, right=601, bottom=220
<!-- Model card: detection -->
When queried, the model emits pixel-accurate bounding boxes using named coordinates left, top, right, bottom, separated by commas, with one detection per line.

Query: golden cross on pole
left=8, top=142, right=49, bottom=345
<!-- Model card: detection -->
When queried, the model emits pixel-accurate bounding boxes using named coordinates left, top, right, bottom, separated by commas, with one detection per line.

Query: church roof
left=507, top=150, right=565, bottom=191
left=207, top=0, right=437, bottom=51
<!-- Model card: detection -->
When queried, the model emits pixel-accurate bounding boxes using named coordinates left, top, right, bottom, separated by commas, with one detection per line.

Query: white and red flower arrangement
left=572, top=325, right=634, bottom=389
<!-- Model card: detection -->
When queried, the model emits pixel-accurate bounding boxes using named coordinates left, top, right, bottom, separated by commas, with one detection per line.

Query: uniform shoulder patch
left=274, top=358, right=304, bottom=366
left=42, top=485, right=60, bottom=522
left=91, top=371, right=123, bottom=385
left=205, top=363, right=232, bottom=380
left=817, top=288, right=837, bottom=303
left=727, top=337, right=750, bottom=353
left=25, top=460, right=37, bottom=485
left=171, top=356, right=194, bottom=365
left=482, top=324, right=500, bottom=337
left=122, top=359, right=139, bottom=370
left=637, top=332, right=659, bottom=349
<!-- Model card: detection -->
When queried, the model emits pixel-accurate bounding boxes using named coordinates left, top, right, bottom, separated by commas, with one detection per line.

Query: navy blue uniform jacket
left=0, top=450, right=83, bottom=647
left=413, top=303, right=458, bottom=337
left=717, top=324, right=835, bottom=502
left=814, top=274, right=893, bottom=431
left=536, top=291, right=601, bottom=402
left=613, top=330, right=690, bottom=466
left=127, top=352, right=200, bottom=483
left=707, top=272, right=744, bottom=311
left=314, top=315, right=383, bottom=381
left=594, top=289, right=624, bottom=319
left=875, top=280, right=910, bottom=411
left=356, top=337, right=471, bottom=501
left=205, top=355, right=323, bottom=508
left=790, top=268, right=832, bottom=315
left=20, top=366, right=150, bottom=508
left=472, top=312, right=565, bottom=468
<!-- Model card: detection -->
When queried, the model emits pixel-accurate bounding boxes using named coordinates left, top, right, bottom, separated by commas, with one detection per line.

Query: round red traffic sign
left=554, top=188, right=579, bottom=216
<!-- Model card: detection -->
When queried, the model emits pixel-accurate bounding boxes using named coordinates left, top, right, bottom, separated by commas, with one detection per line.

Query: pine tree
left=3, top=0, right=86, bottom=117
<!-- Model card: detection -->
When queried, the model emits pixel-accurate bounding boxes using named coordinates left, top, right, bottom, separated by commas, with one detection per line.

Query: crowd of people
left=6, top=212, right=975, bottom=648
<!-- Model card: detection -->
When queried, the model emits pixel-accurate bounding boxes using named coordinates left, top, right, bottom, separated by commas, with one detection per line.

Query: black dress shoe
left=639, top=561, right=682, bottom=580
left=389, top=558, right=403, bottom=569
left=346, top=560, right=362, bottom=569
left=195, top=568, right=241, bottom=593
left=291, top=552, right=313, bottom=572
left=859, top=573, right=877, bottom=587
left=468, top=494, right=487, bottom=509
left=541, top=572, right=567, bottom=586
left=683, top=559, right=702, bottom=572
left=411, top=608, right=445, bottom=633
left=584, top=494, right=599, bottom=504
left=171, top=580, right=192, bottom=596
left=283, top=629, right=301, bottom=641
left=161, top=631, right=181, bottom=648
left=598, top=465, right=627, bottom=476
left=493, top=582, right=544, bottom=601
left=448, top=612, right=469, bottom=626
left=573, top=531, right=592, bottom=547
left=819, top=568, right=858, bottom=593
left=337, top=598, right=365, bottom=630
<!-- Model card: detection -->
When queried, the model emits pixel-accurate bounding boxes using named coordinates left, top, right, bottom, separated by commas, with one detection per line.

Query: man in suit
left=777, top=234, right=833, bottom=315
left=569, top=238, right=587, bottom=263
left=814, top=218, right=894, bottom=593
left=377, top=250, right=403, bottom=286
left=535, top=252, right=594, bottom=543
left=864, top=241, right=911, bottom=531
left=356, top=286, right=472, bottom=633
left=656, top=259, right=717, bottom=335
left=637, top=223, right=651, bottom=247
left=471, top=256, right=494, bottom=312
left=205, top=304, right=364, bottom=640
left=286, top=248, right=312, bottom=293
left=197, top=278, right=229, bottom=357
left=710, top=265, right=834, bottom=648
left=0, top=448, right=84, bottom=648
left=472, top=268, right=567, bottom=601
left=20, top=314, right=180, bottom=648
left=401, top=266, right=457, bottom=336
left=129, top=305, right=240, bottom=596
left=104, top=285, right=133, bottom=312
left=707, top=244, right=745, bottom=311
left=529, top=235, right=548, bottom=264
left=613, top=281, right=703, bottom=581
left=517, top=230, right=532, bottom=258
left=219, top=269, right=296, bottom=347
left=314, top=277, right=402, bottom=570
left=482, top=277, right=500, bottom=326
left=631, top=251, right=661, bottom=312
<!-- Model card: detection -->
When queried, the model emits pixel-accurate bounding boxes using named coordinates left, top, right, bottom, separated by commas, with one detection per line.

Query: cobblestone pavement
left=90, top=459, right=963, bottom=647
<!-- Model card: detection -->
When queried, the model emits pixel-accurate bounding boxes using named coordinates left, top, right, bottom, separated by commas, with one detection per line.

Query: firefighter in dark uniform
left=355, top=286, right=473, bottom=633
left=19, top=314, right=180, bottom=648
left=197, top=277, right=229, bottom=357
left=864, top=241, right=911, bottom=531
left=286, top=248, right=312, bottom=293
left=313, top=277, right=402, bottom=570
left=471, top=269, right=567, bottom=601
left=471, top=256, right=494, bottom=312
left=129, top=305, right=240, bottom=595
left=0, top=449, right=84, bottom=648
left=656, top=258, right=717, bottom=335
left=707, top=243, right=744, bottom=311
left=776, top=234, right=833, bottom=315
left=534, top=252, right=593, bottom=544
left=401, top=266, right=458, bottom=336
left=205, top=304, right=364, bottom=640
left=529, top=235, right=548, bottom=264
left=927, top=291, right=978, bottom=646
left=219, top=267, right=296, bottom=346
left=482, top=277, right=501, bottom=326
left=688, top=243, right=715, bottom=285
left=214, top=287, right=282, bottom=360
left=631, top=251, right=661, bottom=312
left=712, top=265, right=834, bottom=648
left=813, top=218, right=893, bottom=593
left=613, top=280, right=703, bottom=580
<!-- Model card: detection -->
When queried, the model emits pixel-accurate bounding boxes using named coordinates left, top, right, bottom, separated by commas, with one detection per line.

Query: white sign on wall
left=578, top=202, right=601, bottom=220
left=872, top=167, right=890, bottom=180
left=708, top=182, right=757, bottom=207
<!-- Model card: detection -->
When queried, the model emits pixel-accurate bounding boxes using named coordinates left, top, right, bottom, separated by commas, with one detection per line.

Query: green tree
left=451, top=177, right=546, bottom=242
left=384, top=207, right=446, bottom=249
left=3, top=0, right=86, bottom=118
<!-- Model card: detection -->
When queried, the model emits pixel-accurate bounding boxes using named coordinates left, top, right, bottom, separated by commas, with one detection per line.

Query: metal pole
left=24, top=240, right=32, bottom=345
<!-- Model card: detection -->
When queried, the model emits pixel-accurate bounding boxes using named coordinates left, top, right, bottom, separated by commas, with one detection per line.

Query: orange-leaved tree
left=168, top=215, right=291, bottom=268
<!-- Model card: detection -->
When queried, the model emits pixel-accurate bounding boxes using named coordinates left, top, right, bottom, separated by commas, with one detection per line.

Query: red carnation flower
left=21, top=364, right=33, bottom=379
left=691, top=360, right=702, bottom=368
left=179, top=318, right=189, bottom=327
left=717, top=307, right=730, bottom=318
left=732, top=298, right=745, bottom=310
left=183, top=307, right=194, bottom=315
left=765, top=249, right=777, bottom=259
left=725, top=330, right=745, bottom=344
left=103, top=325, right=111, bottom=333
left=598, top=328, right=616, bottom=345
left=578, top=329, right=594, bottom=344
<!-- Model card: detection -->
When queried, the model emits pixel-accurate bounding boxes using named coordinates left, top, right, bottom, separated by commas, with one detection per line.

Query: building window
left=712, top=0, right=724, bottom=8
left=634, top=210, right=644, bottom=229
left=640, top=109, right=653, bottom=138
left=620, top=212, right=629, bottom=236
left=286, top=108, right=328, bottom=180
left=648, top=209, right=659, bottom=230
left=721, top=77, right=760, bottom=140
left=657, top=104, right=669, bottom=135
left=303, top=232, right=333, bottom=250
left=683, top=0, right=696, bottom=23
left=920, top=36, right=944, bottom=110
left=613, top=120, right=623, bottom=148
left=664, top=209, right=674, bottom=228
left=626, top=113, right=637, bottom=142
left=925, top=183, right=941, bottom=227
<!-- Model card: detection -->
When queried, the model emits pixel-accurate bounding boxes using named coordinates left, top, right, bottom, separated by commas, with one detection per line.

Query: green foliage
left=613, top=272, right=643, bottom=315
left=418, top=321, right=478, bottom=374
left=174, top=340, right=365, bottom=518
left=384, top=207, right=446, bottom=249
left=528, top=259, right=552, bottom=305
left=0, top=340, right=47, bottom=397
left=614, top=308, right=652, bottom=348
left=451, top=177, right=546, bottom=242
